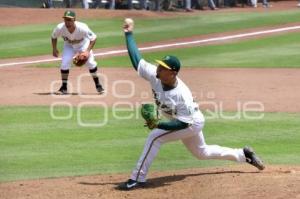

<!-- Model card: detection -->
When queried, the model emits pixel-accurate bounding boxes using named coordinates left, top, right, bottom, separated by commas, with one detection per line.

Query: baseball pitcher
left=118, top=18, right=265, bottom=190
left=51, top=10, right=104, bottom=94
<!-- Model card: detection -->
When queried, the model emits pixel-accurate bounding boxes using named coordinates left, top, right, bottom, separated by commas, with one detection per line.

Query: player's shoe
left=117, top=179, right=146, bottom=191
left=57, top=85, right=67, bottom=95
left=243, top=146, right=265, bottom=170
left=96, top=85, right=105, bottom=94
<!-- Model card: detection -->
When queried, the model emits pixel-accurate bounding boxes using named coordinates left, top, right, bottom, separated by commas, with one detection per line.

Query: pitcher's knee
left=146, top=134, right=162, bottom=147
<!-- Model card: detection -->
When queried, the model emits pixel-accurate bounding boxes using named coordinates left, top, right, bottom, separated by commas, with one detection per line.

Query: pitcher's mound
left=1, top=165, right=299, bottom=199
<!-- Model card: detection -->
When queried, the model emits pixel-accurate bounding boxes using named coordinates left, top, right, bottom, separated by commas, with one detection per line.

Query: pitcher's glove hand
left=141, top=103, right=159, bottom=130
left=73, top=52, right=89, bottom=67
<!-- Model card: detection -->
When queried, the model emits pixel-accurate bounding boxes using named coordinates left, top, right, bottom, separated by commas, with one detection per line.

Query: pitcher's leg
left=182, top=130, right=246, bottom=162
left=130, top=129, right=168, bottom=182
left=130, top=127, right=197, bottom=182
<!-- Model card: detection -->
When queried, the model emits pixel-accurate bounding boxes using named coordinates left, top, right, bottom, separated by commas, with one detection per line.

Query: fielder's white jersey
left=51, top=21, right=97, bottom=50
left=138, top=59, right=205, bottom=124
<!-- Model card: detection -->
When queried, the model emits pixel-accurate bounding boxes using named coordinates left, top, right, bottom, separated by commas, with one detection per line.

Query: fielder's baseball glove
left=141, top=103, right=159, bottom=130
left=73, top=53, right=88, bottom=67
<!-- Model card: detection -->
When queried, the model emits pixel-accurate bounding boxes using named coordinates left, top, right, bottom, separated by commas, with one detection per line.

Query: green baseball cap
left=156, top=55, right=181, bottom=72
left=63, top=10, right=76, bottom=19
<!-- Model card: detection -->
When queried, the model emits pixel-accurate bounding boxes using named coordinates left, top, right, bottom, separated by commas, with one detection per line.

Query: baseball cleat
left=243, top=146, right=265, bottom=170
left=57, top=86, right=67, bottom=95
left=96, top=85, right=105, bottom=94
left=117, top=179, right=146, bottom=191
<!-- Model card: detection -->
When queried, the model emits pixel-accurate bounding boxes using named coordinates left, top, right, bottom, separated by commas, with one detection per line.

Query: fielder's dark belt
left=65, top=38, right=84, bottom=44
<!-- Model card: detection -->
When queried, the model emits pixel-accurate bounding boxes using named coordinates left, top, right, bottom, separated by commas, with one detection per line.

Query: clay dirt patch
left=0, top=67, right=300, bottom=112
left=0, top=165, right=299, bottom=199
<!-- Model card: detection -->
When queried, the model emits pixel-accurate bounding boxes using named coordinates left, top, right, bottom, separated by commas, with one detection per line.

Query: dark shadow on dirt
left=143, top=170, right=260, bottom=189
left=33, top=92, right=101, bottom=95
left=78, top=170, right=260, bottom=190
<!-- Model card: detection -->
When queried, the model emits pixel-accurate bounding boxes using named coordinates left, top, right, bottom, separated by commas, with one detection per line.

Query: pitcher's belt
left=162, top=107, right=200, bottom=116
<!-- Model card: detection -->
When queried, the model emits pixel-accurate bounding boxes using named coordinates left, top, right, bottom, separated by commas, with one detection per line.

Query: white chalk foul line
left=0, top=58, right=62, bottom=68
left=1, top=25, right=300, bottom=68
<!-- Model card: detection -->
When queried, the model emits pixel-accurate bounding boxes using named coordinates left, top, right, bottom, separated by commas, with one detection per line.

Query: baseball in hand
left=124, top=18, right=134, bottom=32
left=124, top=18, right=134, bottom=26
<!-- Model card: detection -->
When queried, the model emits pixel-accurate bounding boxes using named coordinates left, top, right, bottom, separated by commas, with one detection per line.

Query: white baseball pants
left=251, top=0, right=257, bottom=6
left=82, top=0, right=89, bottom=9
left=130, top=121, right=246, bottom=182
left=61, top=43, right=97, bottom=70
left=251, top=0, right=269, bottom=6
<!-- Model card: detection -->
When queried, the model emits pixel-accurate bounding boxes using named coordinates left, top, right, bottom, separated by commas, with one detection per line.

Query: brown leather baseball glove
left=73, top=52, right=89, bottom=67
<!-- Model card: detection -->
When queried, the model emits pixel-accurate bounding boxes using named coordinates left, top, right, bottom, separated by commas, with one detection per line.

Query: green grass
left=98, top=31, right=300, bottom=68
left=1, top=10, right=300, bottom=59
left=36, top=31, right=300, bottom=68
left=0, top=106, right=299, bottom=182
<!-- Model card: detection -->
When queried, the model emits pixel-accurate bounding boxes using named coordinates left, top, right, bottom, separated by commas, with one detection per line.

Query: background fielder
left=118, top=18, right=265, bottom=190
left=51, top=10, right=104, bottom=94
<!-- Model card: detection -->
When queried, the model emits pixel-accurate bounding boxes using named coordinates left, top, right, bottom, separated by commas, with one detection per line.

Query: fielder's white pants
left=82, top=0, right=89, bottom=9
left=185, top=0, right=191, bottom=9
left=131, top=121, right=246, bottom=182
left=251, top=0, right=257, bottom=6
left=251, top=0, right=268, bottom=6
left=61, top=43, right=97, bottom=70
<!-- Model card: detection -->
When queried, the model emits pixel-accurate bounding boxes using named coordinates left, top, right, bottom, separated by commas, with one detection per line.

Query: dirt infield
left=0, top=165, right=299, bottom=199
left=1, top=67, right=300, bottom=112
left=1, top=3, right=300, bottom=198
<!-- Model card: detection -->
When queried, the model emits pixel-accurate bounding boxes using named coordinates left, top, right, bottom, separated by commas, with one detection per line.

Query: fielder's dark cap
left=156, top=55, right=181, bottom=72
left=63, top=10, right=76, bottom=19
